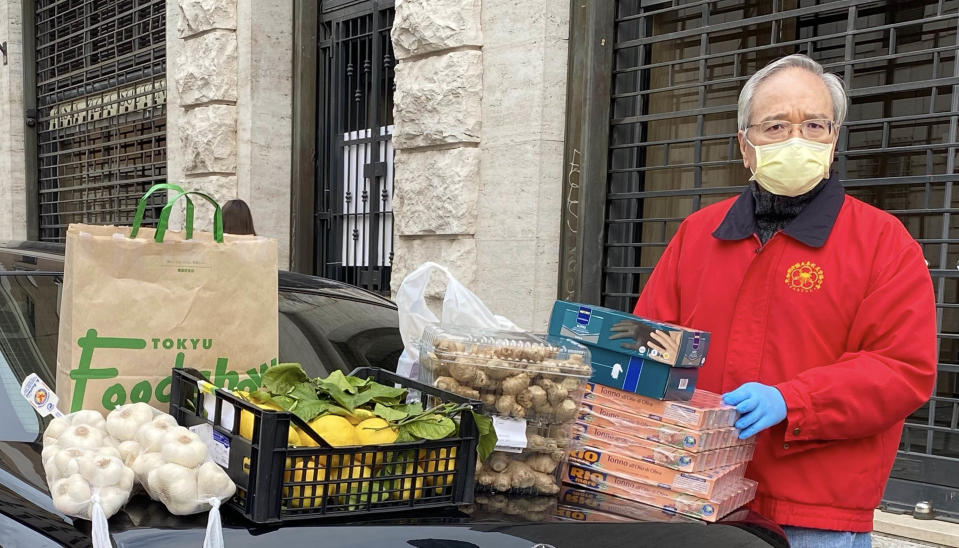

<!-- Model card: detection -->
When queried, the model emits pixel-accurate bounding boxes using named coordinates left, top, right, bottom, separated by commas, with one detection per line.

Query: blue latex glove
left=722, top=382, right=787, bottom=439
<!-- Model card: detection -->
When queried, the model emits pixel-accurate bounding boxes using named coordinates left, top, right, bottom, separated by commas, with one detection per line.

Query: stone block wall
left=167, top=0, right=292, bottom=267
left=390, top=0, right=484, bottom=301
left=0, top=0, right=27, bottom=241
left=390, top=0, right=570, bottom=330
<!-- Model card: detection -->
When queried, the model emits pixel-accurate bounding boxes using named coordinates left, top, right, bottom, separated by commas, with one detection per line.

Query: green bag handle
left=130, top=183, right=194, bottom=240
left=156, top=190, right=224, bottom=243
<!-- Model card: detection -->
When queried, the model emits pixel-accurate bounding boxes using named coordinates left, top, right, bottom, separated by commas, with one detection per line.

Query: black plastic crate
left=169, top=367, right=480, bottom=524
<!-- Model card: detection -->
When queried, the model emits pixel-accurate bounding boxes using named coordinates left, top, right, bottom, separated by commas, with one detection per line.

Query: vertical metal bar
left=367, top=4, right=382, bottom=291
left=351, top=18, right=363, bottom=287
left=693, top=3, right=707, bottom=213
left=838, top=4, right=857, bottom=181
left=331, top=20, right=344, bottom=282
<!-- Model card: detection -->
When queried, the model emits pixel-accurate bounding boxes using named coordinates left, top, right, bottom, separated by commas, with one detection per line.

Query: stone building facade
left=389, top=0, right=569, bottom=330
left=0, top=0, right=569, bottom=331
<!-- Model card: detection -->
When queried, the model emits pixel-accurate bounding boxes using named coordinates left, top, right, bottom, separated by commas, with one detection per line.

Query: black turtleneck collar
left=711, top=173, right=845, bottom=248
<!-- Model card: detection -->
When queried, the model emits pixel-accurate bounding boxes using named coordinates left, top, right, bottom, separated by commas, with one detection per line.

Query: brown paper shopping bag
left=56, top=184, right=279, bottom=414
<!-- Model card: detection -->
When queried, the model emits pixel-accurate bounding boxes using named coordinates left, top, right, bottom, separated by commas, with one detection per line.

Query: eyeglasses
left=746, top=119, right=837, bottom=141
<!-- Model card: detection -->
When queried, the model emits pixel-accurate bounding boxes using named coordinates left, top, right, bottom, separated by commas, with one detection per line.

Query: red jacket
left=634, top=177, right=937, bottom=532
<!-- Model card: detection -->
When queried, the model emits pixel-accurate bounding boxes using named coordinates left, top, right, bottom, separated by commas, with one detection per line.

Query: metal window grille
left=33, top=0, right=167, bottom=242
left=316, top=0, right=395, bottom=294
left=603, top=0, right=959, bottom=519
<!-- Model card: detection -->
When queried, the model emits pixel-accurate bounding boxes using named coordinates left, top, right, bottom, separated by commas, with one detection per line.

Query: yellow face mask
left=747, top=137, right=833, bottom=197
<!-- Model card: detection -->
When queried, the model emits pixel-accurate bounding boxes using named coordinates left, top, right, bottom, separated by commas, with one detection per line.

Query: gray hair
left=737, top=54, right=848, bottom=131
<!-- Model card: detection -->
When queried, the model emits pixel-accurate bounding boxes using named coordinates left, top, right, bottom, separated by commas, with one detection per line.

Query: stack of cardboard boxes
left=548, top=301, right=758, bottom=522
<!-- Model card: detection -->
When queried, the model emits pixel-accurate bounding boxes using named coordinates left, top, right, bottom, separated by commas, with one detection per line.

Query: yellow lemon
left=283, top=457, right=327, bottom=508
left=235, top=393, right=300, bottom=446
left=345, top=408, right=376, bottom=425
left=355, top=418, right=399, bottom=467
left=308, top=415, right=358, bottom=447
left=293, top=425, right=318, bottom=446
left=327, top=459, right=373, bottom=501
left=418, top=447, right=457, bottom=494
left=384, top=462, right=424, bottom=501
left=286, top=427, right=301, bottom=446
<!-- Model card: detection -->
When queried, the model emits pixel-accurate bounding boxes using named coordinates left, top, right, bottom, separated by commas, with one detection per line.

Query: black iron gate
left=568, top=0, right=959, bottom=520
left=32, top=0, right=167, bottom=242
left=316, top=0, right=395, bottom=294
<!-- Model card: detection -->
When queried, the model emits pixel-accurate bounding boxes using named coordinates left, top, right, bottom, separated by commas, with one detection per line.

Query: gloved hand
left=722, top=382, right=787, bottom=439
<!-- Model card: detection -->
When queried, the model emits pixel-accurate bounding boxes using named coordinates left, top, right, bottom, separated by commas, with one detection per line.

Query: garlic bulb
left=148, top=463, right=200, bottom=515
left=69, top=410, right=107, bottom=431
left=41, top=443, right=61, bottom=470
left=106, top=403, right=157, bottom=441
left=117, top=440, right=142, bottom=467
left=51, top=474, right=93, bottom=516
left=135, top=415, right=178, bottom=452
left=161, top=427, right=207, bottom=469
left=196, top=461, right=236, bottom=501
left=58, top=424, right=108, bottom=450
left=53, top=447, right=93, bottom=479
left=96, top=485, right=132, bottom=517
left=43, top=416, right=71, bottom=445
left=81, top=455, right=126, bottom=488
left=132, top=452, right=167, bottom=487
left=96, top=446, right=122, bottom=460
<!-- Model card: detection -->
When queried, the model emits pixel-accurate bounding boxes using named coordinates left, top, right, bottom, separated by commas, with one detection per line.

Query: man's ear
left=738, top=131, right=751, bottom=170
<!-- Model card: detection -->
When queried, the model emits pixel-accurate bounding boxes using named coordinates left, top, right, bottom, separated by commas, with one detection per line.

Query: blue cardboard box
left=580, top=345, right=698, bottom=400
left=547, top=301, right=709, bottom=400
left=548, top=300, right=709, bottom=368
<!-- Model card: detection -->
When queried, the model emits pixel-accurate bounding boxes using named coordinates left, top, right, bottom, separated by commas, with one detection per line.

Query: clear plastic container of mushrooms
left=419, top=326, right=592, bottom=496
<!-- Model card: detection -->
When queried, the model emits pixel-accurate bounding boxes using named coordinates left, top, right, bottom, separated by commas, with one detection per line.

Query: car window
left=278, top=290, right=403, bottom=379
left=0, top=274, right=61, bottom=442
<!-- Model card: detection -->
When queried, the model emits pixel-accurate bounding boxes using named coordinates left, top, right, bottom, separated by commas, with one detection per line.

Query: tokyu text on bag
left=394, top=261, right=519, bottom=380
left=56, top=184, right=279, bottom=414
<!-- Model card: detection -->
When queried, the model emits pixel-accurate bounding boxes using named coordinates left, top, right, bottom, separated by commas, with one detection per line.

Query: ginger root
left=554, top=398, right=579, bottom=422
left=488, top=452, right=511, bottom=473
left=435, top=376, right=480, bottom=399
left=480, top=392, right=497, bottom=409
left=503, top=460, right=536, bottom=489
left=526, top=453, right=560, bottom=475
left=494, top=394, right=525, bottom=418
left=531, top=470, right=560, bottom=494
left=500, top=372, right=531, bottom=396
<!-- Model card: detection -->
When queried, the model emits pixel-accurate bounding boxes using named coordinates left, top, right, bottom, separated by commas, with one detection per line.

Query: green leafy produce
left=254, top=363, right=497, bottom=458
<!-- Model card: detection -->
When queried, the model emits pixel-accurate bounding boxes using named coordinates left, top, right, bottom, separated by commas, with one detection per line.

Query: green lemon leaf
left=366, top=382, right=408, bottom=403
left=292, top=400, right=339, bottom=422
left=407, top=415, right=456, bottom=440
left=290, top=382, right=318, bottom=401
left=394, top=428, right=416, bottom=443
left=261, top=363, right=308, bottom=395
left=395, top=402, right=424, bottom=416
left=372, top=403, right=408, bottom=422
left=317, top=371, right=359, bottom=394
left=272, top=395, right=296, bottom=410
left=471, top=411, right=497, bottom=462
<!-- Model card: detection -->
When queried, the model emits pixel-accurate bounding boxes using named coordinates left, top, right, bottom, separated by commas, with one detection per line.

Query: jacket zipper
left=753, top=230, right=782, bottom=254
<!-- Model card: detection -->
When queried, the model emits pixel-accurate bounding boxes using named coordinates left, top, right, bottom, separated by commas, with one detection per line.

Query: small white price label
left=189, top=423, right=231, bottom=468
left=492, top=416, right=528, bottom=453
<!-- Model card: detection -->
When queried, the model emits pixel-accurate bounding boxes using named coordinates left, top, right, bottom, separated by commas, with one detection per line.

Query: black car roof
left=0, top=239, right=396, bottom=308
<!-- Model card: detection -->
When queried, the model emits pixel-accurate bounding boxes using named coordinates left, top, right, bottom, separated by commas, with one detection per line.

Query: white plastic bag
left=395, top=262, right=520, bottom=380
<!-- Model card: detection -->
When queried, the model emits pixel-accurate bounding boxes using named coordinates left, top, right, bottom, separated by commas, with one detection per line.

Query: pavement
left=874, top=510, right=959, bottom=547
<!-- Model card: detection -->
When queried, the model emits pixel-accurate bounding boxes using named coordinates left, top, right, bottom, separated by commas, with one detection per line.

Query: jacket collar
left=712, top=173, right=845, bottom=248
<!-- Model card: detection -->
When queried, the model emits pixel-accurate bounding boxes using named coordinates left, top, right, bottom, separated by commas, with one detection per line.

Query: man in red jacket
left=633, top=54, right=937, bottom=548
